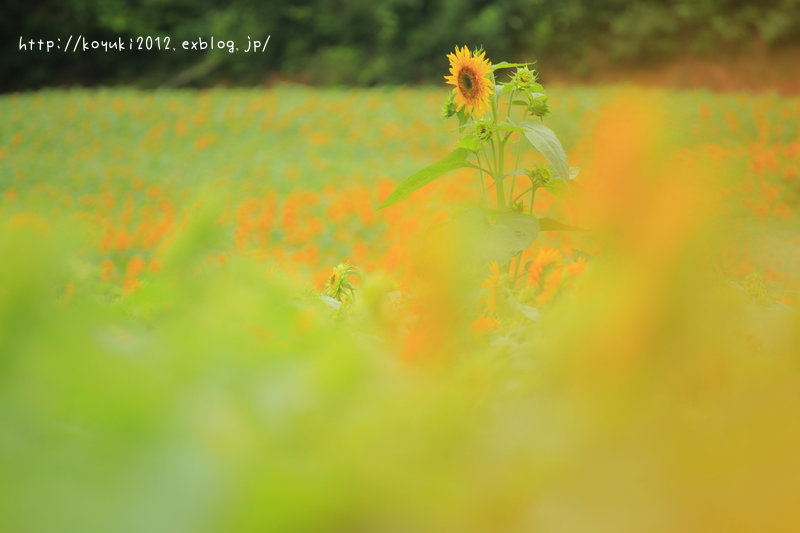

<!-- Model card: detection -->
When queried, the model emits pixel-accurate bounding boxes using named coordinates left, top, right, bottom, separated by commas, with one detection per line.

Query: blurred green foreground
left=2, top=87, right=800, bottom=532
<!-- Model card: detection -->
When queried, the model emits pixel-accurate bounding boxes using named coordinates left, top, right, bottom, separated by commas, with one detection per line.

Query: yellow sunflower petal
left=444, top=46, right=494, bottom=117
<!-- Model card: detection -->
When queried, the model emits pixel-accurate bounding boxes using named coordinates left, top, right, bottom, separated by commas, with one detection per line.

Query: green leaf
left=458, top=134, right=480, bottom=152
left=319, top=295, right=342, bottom=309
left=503, top=169, right=529, bottom=178
left=496, top=122, right=525, bottom=133
left=491, top=61, right=535, bottom=71
left=499, top=169, right=529, bottom=183
left=457, top=108, right=469, bottom=128
left=494, top=211, right=539, bottom=252
left=538, top=218, right=584, bottom=232
left=497, top=84, right=516, bottom=97
left=515, top=303, right=541, bottom=321
left=379, top=148, right=475, bottom=209
left=543, top=179, right=568, bottom=198
left=442, top=209, right=540, bottom=266
left=495, top=84, right=516, bottom=97
left=520, top=120, right=570, bottom=183
left=543, top=166, right=581, bottom=198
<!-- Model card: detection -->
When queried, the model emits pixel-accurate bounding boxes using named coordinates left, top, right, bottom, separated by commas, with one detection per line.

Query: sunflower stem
left=497, top=144, right=506, bottom=209
left=513, top=186, right=533, bottom=204
left=529, top=186, right=537, bottom=216
left=509, top=107, right=530, bottom=208
left=482, top=143, right=496, bottom=179
left=476, top=150, right=489, bottom=207
left=512, top=250, right=523, bottom=287
left=506, top=89, right=516, bottom=121
left=491, top=140, right=505, bottom=209
left=491, top=92, right=506, bottom=210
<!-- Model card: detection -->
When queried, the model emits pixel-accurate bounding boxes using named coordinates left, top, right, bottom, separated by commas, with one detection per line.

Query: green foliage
left=381, top=51, right=578, bottom=296
left=383, top=54, right=573, bottom=235
left=3, top=84, right=800, bottom=533
left=378, top=148, right=475, bottom=209
left=492, top=210, right=540, bottom=256
left=520, top=120, right=570, bottom=184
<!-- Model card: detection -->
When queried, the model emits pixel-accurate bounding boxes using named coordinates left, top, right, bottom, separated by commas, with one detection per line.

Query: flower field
left=2, top=83, right=800, bottom=531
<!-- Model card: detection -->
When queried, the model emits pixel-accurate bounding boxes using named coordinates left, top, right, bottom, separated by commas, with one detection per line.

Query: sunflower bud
left=441, top=93, right=458, bottom=118
left=473, top=118, right=495, bottom=143
left=510, top=66, right=538, bottom=91
left=528, top=165, right=553, bottom=188
left=529, top=94, right=550, bottom=118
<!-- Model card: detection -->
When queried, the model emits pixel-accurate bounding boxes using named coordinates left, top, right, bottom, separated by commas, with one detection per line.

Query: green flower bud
left=510, top=66, right=538, bottom=91
left=442, top=92, right=457, bottom=119
left=473, top=118, right=495, bottom=143
left=529, top=94, right=550, bottom=118
left=528, top=165, right=553, bottom=188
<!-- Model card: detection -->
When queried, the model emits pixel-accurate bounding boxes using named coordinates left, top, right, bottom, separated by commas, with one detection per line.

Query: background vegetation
left=3, top=84, right=800, bottom=531
left=4, top=1, right=800, bottom=529
left=3, top=0, right=800, bottom=91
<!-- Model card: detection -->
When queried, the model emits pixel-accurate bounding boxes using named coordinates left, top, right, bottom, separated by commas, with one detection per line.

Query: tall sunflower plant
left=379, top=45, right=580, bottom=284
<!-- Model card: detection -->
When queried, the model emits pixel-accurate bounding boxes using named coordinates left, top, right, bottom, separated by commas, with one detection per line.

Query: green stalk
left=528, top=186, right=537, bottom=216
left=491, top=89, right=506, bottom=210
left=512, top=251, right=523, bottom=287
left=506, top=89, right=516, bottom=122
left=498, top=136, right=506, bottom=209
left=509, top=106, right=529, bottom=208
left=489, top=138, right=504, bottom=208
left=513, top=186, right=533, bottom=204
left=476, top=150, right=489, bottom=207
left=481, top=143, right=496, bottom=183
left=509, top=168, right=518, bottom=208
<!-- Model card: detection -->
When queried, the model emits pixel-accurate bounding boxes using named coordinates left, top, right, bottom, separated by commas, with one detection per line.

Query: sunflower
left=445, top=46, right=494, bottom=117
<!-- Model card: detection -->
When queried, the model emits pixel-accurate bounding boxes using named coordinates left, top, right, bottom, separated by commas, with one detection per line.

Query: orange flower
left=471, top=314, right=499, bottom=332
left=528, top=247, right=561, bottom=286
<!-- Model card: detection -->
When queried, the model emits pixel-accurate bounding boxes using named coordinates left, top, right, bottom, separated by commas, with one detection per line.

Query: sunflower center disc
left=460, top=71, right=474, bottom=94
